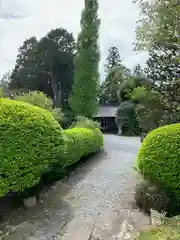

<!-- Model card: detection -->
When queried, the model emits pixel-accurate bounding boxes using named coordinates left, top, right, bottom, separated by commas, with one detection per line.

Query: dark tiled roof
left=94, top=106, right=117, bottom=117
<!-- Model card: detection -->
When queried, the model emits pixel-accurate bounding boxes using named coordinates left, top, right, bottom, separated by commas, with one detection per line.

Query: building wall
left=94, top=116, right=118, bottom=133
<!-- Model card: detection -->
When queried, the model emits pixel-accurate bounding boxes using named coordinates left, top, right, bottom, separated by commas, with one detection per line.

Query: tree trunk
left=50, top=68, right=61, bottom=108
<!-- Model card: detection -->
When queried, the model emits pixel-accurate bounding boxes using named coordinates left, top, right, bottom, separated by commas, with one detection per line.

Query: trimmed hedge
left=137, top=123, right=180, bottom=199
left=0, top=98, right=65, bottom=197
left=63, top=128, right=104, bottom=166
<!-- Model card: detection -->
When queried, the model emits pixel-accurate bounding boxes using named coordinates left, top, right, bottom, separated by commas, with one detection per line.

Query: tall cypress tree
left=69, top=0, right=100, bottom=118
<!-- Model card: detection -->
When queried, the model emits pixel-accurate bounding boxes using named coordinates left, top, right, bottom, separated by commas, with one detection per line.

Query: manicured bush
left=69, top=116, right=100, bottom=129
left=63, top=128, right=104, bottom=166
left=137, top=123, right=180, bottom=200
left=0, top=98, right=65, bottom=197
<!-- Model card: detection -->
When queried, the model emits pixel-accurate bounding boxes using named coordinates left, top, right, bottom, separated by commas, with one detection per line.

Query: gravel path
left=1, top=135, right=150, bottom=240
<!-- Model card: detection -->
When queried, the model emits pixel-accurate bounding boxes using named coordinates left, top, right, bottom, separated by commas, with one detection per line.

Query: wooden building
left=93, top=105, right=118, bottom=133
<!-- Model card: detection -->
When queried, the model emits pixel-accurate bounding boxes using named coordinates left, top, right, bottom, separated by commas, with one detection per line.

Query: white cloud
left=0, top=0, right=148, bottom=79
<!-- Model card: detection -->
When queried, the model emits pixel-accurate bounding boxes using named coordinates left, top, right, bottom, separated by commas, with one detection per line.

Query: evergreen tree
left=10, top=29, right=75, bottom=107
left=99, top=66, right=128, bottom=104
left=69, top=0, right=100, bottom=118
left=133, top=64, right=144, bottom=77
left=105, top=46, right=121, bottom=72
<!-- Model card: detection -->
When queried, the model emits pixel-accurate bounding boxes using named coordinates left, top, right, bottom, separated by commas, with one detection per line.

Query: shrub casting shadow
left=133, top=180, right=180, bottom=218
left=0, top=149, right=106, bottom=223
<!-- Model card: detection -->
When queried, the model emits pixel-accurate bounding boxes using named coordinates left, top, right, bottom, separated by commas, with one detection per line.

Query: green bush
left=116, top=100, right=139, bottom=136
left=69, top=116, right=100, bottom=129
left=137, top=123, right=180, bottom=199
left=15, top=91, right=53, bottom=110
left=15, top=91, right=64, bottom=122
left=0, top=98, right=65, bottom=196
left=63, top=128, right=104, bottom=166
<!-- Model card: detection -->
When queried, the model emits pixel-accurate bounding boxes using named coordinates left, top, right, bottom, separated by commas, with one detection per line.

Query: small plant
left=69, top=116, right=100, bottom=129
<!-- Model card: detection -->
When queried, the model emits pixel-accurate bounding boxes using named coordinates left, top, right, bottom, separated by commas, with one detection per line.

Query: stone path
left=1, top=135, right=150, bottom=240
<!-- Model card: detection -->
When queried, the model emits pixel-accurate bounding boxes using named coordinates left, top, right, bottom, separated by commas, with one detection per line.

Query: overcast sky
left=0, top=0, right=148, bottom=79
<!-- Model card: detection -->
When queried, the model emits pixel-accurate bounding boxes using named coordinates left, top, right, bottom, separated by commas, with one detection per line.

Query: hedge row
left=63, top=127, right=104, bottom=166
left=0, top=98, right=65, bottom=197
left=137, top=123, right=180, bottom=200
left=0, top=98, right=103, bottom=197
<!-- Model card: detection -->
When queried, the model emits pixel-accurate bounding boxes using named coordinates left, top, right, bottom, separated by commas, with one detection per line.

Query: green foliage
left=0, top=98, right=65, bottom=196
left=136, top=215, right=180, bottom=240
left=59, top=108, right=75, bottom=129
left=0, top=88, right=4, bottom=97
left=134, top=0, right=180, bottom=128
left=99, top=66, right=130, bottom=104
left=15, top=91, right=53, bottom=110
left=137, top=123, right=180, bottom=200
left=63, top=127, right=103, bottom=166
left=119, top=76, right=151, bottom=102
left=15, top=91, right=64, bottom=122
left=0, top=71, right=10, bottom=96
left=130, top=87, right=164, bottom=133
left=116, top=101, right=139, bottom=136
left=10, top=37, right=38, bottom=89
left=69, top=0, right=100, bottom=117
left=10, top=28, right=75, bottom=107
left=133, top=64, right=144, bottom=77
left=52, top=108, right=64, bottom=122
left=136, top=224, right=180, bottom=240
left=135, top=0, right=179, bottom=52
left=104, top=46, right=121, bottom=72
left=70, top=116, right=100, bottom=129
left=99, top=46, right=132, bottom=104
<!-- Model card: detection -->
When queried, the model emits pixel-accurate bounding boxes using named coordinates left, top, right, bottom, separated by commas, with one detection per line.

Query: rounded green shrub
left=0, top=98, right=65, bottom=196
left=63, top=128, right=104, bottom=166
left=137, top=123, right=180, bottom=199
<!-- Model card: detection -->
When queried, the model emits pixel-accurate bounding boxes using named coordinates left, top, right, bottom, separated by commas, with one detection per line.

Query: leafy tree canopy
left=9, top=28, right=76, bottom=107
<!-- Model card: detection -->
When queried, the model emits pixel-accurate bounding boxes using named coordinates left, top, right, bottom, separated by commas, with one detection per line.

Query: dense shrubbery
left=69, top=116, right=100, bottom=129
left=15, top=91, right=64, bottom=122
left=0, top=98, right=104, bottom=197
left=0, top=98, right=65, bottom=197
left=63, top=127, right=103, bottom=166
left=116, top=101, right=140, bottom=136
left=15, top=91, right=53, bottom=110
left=137, top=123, right=180, bottom=200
